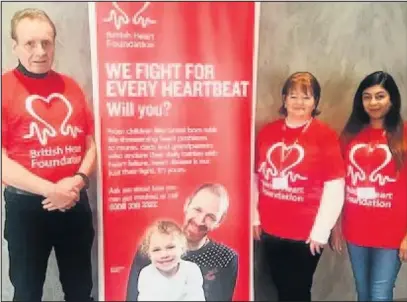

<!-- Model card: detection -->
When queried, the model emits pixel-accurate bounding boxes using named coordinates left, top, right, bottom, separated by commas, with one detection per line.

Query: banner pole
left=88, top=2, right=105, bottom=301
left=250, top=2, right=261, bottom=301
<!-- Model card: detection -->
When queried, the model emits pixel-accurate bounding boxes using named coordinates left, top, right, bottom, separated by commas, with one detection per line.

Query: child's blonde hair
left=140, top=220, right=187, bottom=257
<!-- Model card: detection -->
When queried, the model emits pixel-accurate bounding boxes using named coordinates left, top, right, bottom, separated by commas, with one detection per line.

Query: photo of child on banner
left=137, top=220, right=205, bottom=301
left=126, top=183, right=238, bottom=301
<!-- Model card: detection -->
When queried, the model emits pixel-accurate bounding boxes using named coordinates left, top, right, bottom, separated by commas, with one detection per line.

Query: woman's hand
left=329, top=224, right=344, bottom=254
left=399, top=235, right=407, bottom=262
left=306, top=238, right=324, bottom=256
left=253, top=225, right=262, bottom=241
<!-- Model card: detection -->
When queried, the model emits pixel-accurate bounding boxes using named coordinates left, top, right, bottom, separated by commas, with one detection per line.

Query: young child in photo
left=137, top=220, right=206, bottom=301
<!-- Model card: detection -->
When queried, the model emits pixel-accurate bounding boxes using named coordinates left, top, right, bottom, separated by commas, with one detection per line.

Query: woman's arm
left=309, top=178, right=345, bottom=244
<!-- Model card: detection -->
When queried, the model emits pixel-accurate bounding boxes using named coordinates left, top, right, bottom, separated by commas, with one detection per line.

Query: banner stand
left=89, top=2, right=260, bottom=300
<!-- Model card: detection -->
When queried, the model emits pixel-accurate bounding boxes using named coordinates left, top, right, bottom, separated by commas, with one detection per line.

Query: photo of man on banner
left=126, top=183, right=238, bottom=301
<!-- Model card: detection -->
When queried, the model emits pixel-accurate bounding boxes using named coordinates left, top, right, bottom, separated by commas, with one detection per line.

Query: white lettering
left=31, top=155, right=82, bottom=168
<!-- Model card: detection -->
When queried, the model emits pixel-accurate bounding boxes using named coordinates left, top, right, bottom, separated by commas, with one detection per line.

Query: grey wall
left=255, top=2, right=407, bottom=301
left=1, top=1, right=407, bottom=301
left=256, top=2, right=407, bottom=132
left=1, top=2, right=98, bottom=301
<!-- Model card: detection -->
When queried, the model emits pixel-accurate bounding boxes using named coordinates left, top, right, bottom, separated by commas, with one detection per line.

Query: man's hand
left=329, top=224, right=344, bottom=254
left=306, top=238, right=325, bottom=256
left=42, top=177, right=83, bottom=211
left=253, top=225, right=262, bottom=241
left=399, top=235, right=407, bottom=262
left=56, top=175, right=85, bottom=193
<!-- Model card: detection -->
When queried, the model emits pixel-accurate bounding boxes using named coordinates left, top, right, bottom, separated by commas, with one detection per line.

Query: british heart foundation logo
left=102, top=2, right=157, bottom=31
left=23, top=93, right=83, bottom=146
left=347, top=143, right=396, bottom=186
left=258, top=142, right=308, bottom=182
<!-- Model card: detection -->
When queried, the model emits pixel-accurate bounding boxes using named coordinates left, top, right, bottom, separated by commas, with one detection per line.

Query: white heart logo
left=103, top=2, right=130, bottom=30
left=348, top=143, right=396, bottom=186
left=23, top=93, right=83, bottom=146
left=258, top=142, right=307, bottom=182
left=103, top=2, right=157, bottom=31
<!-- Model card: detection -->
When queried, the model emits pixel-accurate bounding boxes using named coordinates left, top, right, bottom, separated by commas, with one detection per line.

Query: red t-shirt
left=342, top=125, right=407, bottom=249
left=256, top=118, right=345, bottom=241
left=2, top=68, right=94, bottom=183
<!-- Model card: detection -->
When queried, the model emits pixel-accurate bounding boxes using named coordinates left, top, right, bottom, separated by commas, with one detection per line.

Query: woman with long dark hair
left=331, top=71, right=407, bottom=301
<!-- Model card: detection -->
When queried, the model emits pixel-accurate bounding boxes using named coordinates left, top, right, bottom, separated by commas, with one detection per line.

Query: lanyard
left=280, top=118, right=313, bottom=165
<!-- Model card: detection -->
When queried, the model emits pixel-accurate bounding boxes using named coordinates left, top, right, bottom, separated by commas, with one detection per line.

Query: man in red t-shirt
left=1, top=8, right=96, bottom=301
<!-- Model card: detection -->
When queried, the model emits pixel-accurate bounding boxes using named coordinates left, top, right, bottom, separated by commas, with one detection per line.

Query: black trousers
left=3, top=188, right=95, bottom=302
left=254, top=238, right=278, bottom=301
left=260, top=232, right=322, bottom=301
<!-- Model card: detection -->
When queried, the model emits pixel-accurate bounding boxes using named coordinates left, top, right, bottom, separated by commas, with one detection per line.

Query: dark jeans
left=3, top=188, right=95, bottom=301
left=260, top=232, right=322, bottom=301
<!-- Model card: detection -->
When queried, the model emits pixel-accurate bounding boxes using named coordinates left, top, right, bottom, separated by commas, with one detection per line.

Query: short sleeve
left=254, top=131, right=261, bottom=171
left=338, top=133, right=349, bottom=159
left=1, top=82, right=10, bottom=149
left=70, top=78, right=94, bottom=136
left=321, top=127, right=346, bottom=181
left=83, top=99, right=95, bottom=136
left=403, top=123, right=407, bottom=164
left=254, top=124, right=268, bottom=172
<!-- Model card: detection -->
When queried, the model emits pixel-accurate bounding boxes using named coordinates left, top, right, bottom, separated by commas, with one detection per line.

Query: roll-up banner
left=89, top=2, right=259, bottom=300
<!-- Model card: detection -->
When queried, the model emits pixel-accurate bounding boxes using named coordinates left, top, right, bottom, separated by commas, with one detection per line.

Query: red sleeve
left=1, top=75, right=10, bottom=149
left=403, top=122, right=407, bottom=162
left=320, top=126, right=346, bottom=181
left=69, top=77, right=95, bottom=136
left=83, top=98, right=95, bottom=136
left=339, top=136, right=347, bottom=159
left=254, top=128, right=262, bottom=172
left=254, top=123, right=269, bottom=173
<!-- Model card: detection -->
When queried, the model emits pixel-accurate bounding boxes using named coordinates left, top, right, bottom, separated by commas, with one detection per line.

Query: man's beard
left=183, top=219, right=208, bottom=243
